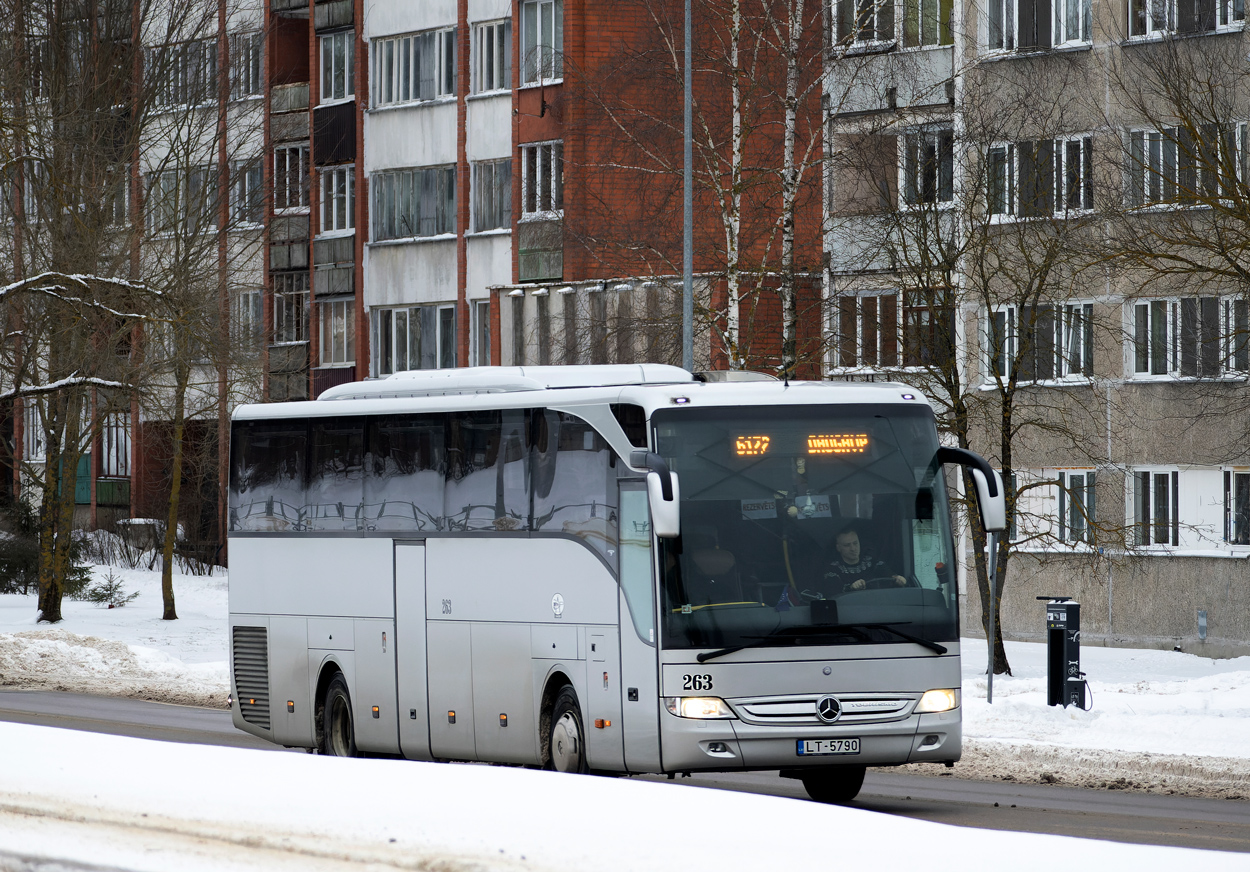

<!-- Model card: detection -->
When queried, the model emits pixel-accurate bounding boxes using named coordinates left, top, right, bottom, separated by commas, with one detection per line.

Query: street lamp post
left=682, top=0, right=694, bottom=372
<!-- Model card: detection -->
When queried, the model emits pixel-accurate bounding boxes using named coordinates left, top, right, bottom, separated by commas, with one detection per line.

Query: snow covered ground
left=0, top=719, right=1245, bottom=872
left=1, top=564, right=1249, bottom=799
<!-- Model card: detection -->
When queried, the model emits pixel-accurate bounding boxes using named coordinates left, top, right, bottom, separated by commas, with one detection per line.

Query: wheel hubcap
left=551, top=712, right=581, bottom=772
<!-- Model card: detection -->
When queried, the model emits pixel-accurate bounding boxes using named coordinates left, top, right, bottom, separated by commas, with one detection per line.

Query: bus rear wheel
left=322, top=674, right=359, bottom=757
left=801, top=766, right=866, bottom=803
left=547, top=686, right=587, bottom=774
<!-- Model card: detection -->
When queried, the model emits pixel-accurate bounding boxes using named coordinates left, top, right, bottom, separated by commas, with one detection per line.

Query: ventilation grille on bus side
left=232, top=626, right=271, bottom=730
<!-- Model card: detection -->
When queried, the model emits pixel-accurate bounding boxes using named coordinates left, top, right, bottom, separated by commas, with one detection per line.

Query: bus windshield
left=653, top=404, right=957, bottom=653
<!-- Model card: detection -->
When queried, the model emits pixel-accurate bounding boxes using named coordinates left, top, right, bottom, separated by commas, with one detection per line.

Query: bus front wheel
left=801, top=766, right=866, bottom=803
left=547, top=686, right=587, bottom=774
left=322, top=674, right=359, bottom=757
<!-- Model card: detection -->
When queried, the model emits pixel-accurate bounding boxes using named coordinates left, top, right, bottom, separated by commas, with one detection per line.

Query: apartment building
left=824, top=0, right=1250, bottom=652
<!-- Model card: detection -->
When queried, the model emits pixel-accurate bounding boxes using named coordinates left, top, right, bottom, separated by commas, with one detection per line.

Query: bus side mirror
left=647, top=470, right=681, bottom=539
left=970, top=468, right=1007, bottom=533
left=632, top=450, right=681, bottom=539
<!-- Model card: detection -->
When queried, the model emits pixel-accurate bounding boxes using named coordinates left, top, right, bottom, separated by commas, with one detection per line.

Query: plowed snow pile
left=2, top=566, right=1248, bottom=799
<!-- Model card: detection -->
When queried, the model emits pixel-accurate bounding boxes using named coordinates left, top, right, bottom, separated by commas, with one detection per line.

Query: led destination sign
left=807, top=434, right=870, bottom=455
left=734, top=435, right=771, bottom=456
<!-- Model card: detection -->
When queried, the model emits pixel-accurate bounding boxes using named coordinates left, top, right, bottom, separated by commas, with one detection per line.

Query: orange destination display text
left=734, top=435, right=771, bottom=456
left=807, top=434, right=870, bottom=455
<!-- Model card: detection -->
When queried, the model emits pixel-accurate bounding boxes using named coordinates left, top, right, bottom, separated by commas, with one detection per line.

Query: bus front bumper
left=659, top=709, right=961, bottom=772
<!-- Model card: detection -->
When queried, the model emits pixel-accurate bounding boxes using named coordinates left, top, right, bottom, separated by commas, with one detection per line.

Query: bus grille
left=232, top=625, right=271, bottom=730
left=732, top=694, right=915, bottom=727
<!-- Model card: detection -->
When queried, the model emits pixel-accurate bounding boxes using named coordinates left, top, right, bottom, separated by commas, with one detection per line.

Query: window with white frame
left=474, top=20, right=512, bottom=92
left=473, top=300, right=492, bottom=365
left=274, top=145, right=309, bottom=211
left=1129, top=0, right=1244, bottom=36
left=1128, top=124, right=1244, bottom=207
left=371, top=166, right=456, bottom=240
left=988, top=137, right=1093, bottom=217
left=473, top=159, right=511, bottom=231
left=988, top=302, right=1094, bottom=381
left=146, top=167, right=216, bottom=234
left=373, top=306, right=422, bottom=375
left=273, top=271, right=310, bottom=344
left=320, top=31, right=354, bottom=102
left=320, top=165, right=355, bottom=234
left=1057, top=469, right=1095, bottom=543
left=232, top=159, right=263, bottom=225
left=903, top=0, right=954, bottom=45
left=521, top=0, right=563, bottom=84
left=521, top=141, right=563, bottom=215
left=831, top=290, right=955, bottom=368
left=1131, top=468, right=1178, bottom=547
left=373, top=28, right=456, bottom=107
left=234, top=287, right=263, bottom=349
left=319, top=299, right=355, bottom=365
left=438, top=305, right=457, bottom=369
left=148, top=39, right=217, bottom=109
left=902, top=128, right=953, bottom=205
left=1226, top=470, right=1250, bottom=544
left=1131, top=296, right=1249, bottom=378
left=100, top=412, right=131, bottom=478
left=987, top=0, right=1090, bottom=50
left=231, top=32, right=263, bottom=99
left=104, top=168, right=129, bottom=226
left=834, top=0, right=895, bottom=43
left=22, top=402, right=45, bottom=462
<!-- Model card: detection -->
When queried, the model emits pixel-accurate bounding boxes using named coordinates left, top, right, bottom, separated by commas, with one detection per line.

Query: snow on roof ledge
left=317, top=364, right=694, bottom=400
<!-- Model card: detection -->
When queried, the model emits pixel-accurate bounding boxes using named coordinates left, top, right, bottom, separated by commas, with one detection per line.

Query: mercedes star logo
left=816, top=695, right=842, bottom=724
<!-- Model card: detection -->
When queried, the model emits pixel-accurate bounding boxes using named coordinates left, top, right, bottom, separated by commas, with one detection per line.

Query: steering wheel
left=859, top=575, right=917, bottom=590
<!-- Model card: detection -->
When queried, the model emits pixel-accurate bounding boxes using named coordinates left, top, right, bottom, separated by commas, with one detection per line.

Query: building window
left=371, top=166, right=456, bottom=241
left=274, top=145, right=309, bottom=211
left=988, top=0, right=1090, bottom=50
left=473, top=159, right=512, bottom=231
left=148, top=39, right=217, bottom=109
left=373, top=306, right=420, bottom=375
left=989, top=137, right=1093, bottom=217
left=234, top=287, right=264, bottom=349
left=320, top=31, right=355, bottom=103
left=474, top=20, right=512, bottom=93
left=104, top=169, right=129, bottom=227
left=231, top=32, right=263, bottom=99
left=831, top=291, right=954, bottom=369
left=1057, top=470, right=1095, bottom=543
left=521, top=0, right=563, bottom=85
left=439, top=305, right=457, bottom=369
left=372, top=28, right=456, bottom=108
left=834, top=0, right=895, bottom=43
left=1131, top=468, right=1178, bottom=547
left=473, top=300, right=492, bottom=365
left=273, top=271, right=310, bottom=344
left=1128, top=124, right=1243, bottom=207
left=232, top=159, right=263, bottom=225
left=146, top=167, right=216, bottom=234
left=902, top=128, right=953, bottom=205
left=1131, top=297, right=1249, bottom=378
left=100, top=412, right=131, bottom=478
left=521, top=141, right=563, bottom=215
left=320, top=165, right=355, bottom=234
left=22, top=402, right=45, bottom=462
left=988, top=303, right=1094, bottom=381
left=319, top=299, right=355, bottom=366
left=1226, top=470, right=1250, bottom=545
left=1130, top=0, right=1244, bottom=36
left=903, top=0, right=953, bottom=45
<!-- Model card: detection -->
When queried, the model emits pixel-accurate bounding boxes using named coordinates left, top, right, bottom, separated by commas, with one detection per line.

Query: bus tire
left=801, top=766, right=866, bottom=803
left=547, top=686, right=587, bottom=774
left=322, top=674, right=359, bottom=758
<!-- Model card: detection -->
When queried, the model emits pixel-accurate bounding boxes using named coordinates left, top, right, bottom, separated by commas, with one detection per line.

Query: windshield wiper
left=694, top=623, right=946, bottom=662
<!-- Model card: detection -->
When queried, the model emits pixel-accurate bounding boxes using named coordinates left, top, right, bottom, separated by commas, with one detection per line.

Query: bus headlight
left=915, top=689, right=960, bottom=713
left=664, top=697, right=735, bottom=719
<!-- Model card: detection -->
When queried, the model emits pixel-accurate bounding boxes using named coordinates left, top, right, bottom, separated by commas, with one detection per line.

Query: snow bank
left=0, top=720, right=1243, bottom=872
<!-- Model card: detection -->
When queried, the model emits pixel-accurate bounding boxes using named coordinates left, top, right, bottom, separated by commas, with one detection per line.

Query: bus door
left=394, top=541, right=433, bottom=760
left=617, top=481, right=662, bottom=772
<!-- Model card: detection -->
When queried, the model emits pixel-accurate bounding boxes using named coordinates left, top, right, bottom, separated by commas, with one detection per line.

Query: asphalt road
left=2, top=689, right=1248, bottom=855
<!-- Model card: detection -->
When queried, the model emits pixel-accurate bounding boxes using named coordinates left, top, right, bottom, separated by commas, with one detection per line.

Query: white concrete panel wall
left=365, top=0, right=457, bottom=37
left=466, top=234, right=512, bottom=300
left=365, top=104, right=458, bottom=171
left=469, top=0, right=513, bottom=23
left=466, top=96, right=513, bottom=161
left=367, top=240, right=459, bottom=307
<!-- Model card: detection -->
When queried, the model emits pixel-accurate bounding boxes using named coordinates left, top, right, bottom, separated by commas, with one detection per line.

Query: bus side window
left=445, top=410, right=530, bottom=531
left=532, top=411, right=619, bottom=562
left=229, top=420, right=308, bottom=532
left=308, top=417, right=365, bottom=530
left=364, top=414, right=446, bottom=532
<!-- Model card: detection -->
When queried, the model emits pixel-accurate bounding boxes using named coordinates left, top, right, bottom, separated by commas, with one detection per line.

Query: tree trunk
left=778, top=0, right=804, bottom=377
left=160, top=373, right=189, bottom=621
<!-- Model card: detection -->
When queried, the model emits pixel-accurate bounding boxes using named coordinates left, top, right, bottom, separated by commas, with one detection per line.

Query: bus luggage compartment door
left=427, top=620, right=476, bottom=759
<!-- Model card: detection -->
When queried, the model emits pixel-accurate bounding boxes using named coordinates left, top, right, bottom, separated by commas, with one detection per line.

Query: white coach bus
left=228, top=365, right=1005, bottom=802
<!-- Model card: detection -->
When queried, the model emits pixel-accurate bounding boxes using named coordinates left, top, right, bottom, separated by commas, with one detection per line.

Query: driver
left=824, top=528, right=907, bottom=592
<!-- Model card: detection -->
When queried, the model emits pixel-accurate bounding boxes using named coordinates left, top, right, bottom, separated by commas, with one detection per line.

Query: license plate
left=797, top=738, right=860, bottom=756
